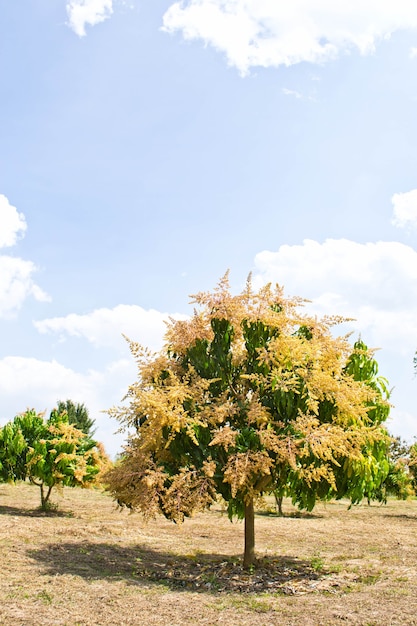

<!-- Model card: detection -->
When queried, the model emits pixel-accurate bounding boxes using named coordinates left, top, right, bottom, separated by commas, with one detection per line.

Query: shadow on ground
left=256, top=509, right=322, bottom=519
left=383, top=513, right=417, bottom=522
left=27, top=541, right=328, bottom=594
left=0, top=504, right=72, bottom=518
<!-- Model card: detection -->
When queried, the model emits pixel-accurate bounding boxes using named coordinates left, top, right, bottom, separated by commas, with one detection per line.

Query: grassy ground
left=1, top=483, right=417, bottom=625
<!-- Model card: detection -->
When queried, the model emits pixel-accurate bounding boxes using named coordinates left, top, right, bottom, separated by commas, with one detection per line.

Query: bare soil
left=1, top=483, right=417, bottom=625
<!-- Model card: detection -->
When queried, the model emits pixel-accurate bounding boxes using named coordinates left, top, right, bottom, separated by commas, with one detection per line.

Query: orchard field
left=1, top=483, right=417, bottom=625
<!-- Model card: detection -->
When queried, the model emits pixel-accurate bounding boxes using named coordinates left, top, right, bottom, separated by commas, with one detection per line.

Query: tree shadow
left=0, top=504, right=72, bottom=518
left=27, top=541, right=328, bottom=594
left=256, top=509, right=322, bottom=519
left=383, top=513, right=417, bottom=522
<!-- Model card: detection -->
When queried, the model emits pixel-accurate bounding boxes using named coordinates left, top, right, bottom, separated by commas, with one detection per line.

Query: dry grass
left=1, top=483, right=417, bottom=625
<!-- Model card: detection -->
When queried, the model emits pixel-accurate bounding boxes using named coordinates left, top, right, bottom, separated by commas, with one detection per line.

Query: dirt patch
left=1, top=483, right=417, bottom=625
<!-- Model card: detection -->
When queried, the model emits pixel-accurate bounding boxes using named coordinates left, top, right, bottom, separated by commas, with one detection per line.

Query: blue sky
left=1, top=1, right=417, bottom=457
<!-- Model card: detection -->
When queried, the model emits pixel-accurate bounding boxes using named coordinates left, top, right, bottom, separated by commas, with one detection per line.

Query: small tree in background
left=378, top=437, right=414, bottom=502
left=407, top=441, right=417, bottom=492
left=105, top=275, right=391, bottom=569
left=53, top=400, right=96, bottom=438
left=0, top=409, right=105, bottom=510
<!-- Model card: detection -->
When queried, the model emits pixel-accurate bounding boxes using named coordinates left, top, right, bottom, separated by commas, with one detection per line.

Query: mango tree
left=0, top=409, right=104, bottom=509
left=105, top=275, right=390, bottom=569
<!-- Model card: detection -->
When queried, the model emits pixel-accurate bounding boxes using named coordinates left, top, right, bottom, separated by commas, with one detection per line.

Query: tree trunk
left=243, top=497, right=256, bottom=570
left=40, top=484, right=54, bottom=510
left=40, top=484, right=46, bottom=509
left=274, top=493, right=284, bottom=516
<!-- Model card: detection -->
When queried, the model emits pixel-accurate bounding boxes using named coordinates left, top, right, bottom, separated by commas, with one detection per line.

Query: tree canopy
left=105, top=275, right=391, bottom=568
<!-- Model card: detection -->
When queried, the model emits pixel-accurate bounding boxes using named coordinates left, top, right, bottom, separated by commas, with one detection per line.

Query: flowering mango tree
left=105, top=275, right=390, bottom=568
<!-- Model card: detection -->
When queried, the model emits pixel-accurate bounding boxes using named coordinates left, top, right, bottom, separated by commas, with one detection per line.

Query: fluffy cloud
left=0, top=257, right=50, bottom=319
left=0, top=355, right=133, bottom=458
left=66, top=0, right=113, bottom=37
left=162, top=0, right=417, bottom=74
left=0, top=195, right=49, bottom=318
left=0, top=194, right=27, bottom=249
left=253, top=239, right=417, bottom=347
left=282, top=88, right=302, bottom=99
left=34, top=304, right=187, bottom=351
left=391, top=189, right=417, bottom=228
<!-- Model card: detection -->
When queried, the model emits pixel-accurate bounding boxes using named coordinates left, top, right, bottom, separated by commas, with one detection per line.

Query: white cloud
left=27, top=305, right=189, bottom=456
left=391, top=189, right=417, bottom=228
left=0, top=194, right=49, bottom=318
left=34, top=304, right=187, bottom=351
left=3, top=304, right=188, bottom=458
left=0, top=356, right=134, bottom=458
left=66, top=0, right=113, bottom=37
left=0, top=195, right=27, bottom=249
left=0, top=257, right=50, bottom=319
left=253, top=239, right=417, bottom=348
left=162, top=0, right=417, bottom=74
left=282, top=88, right=302, bottom=99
